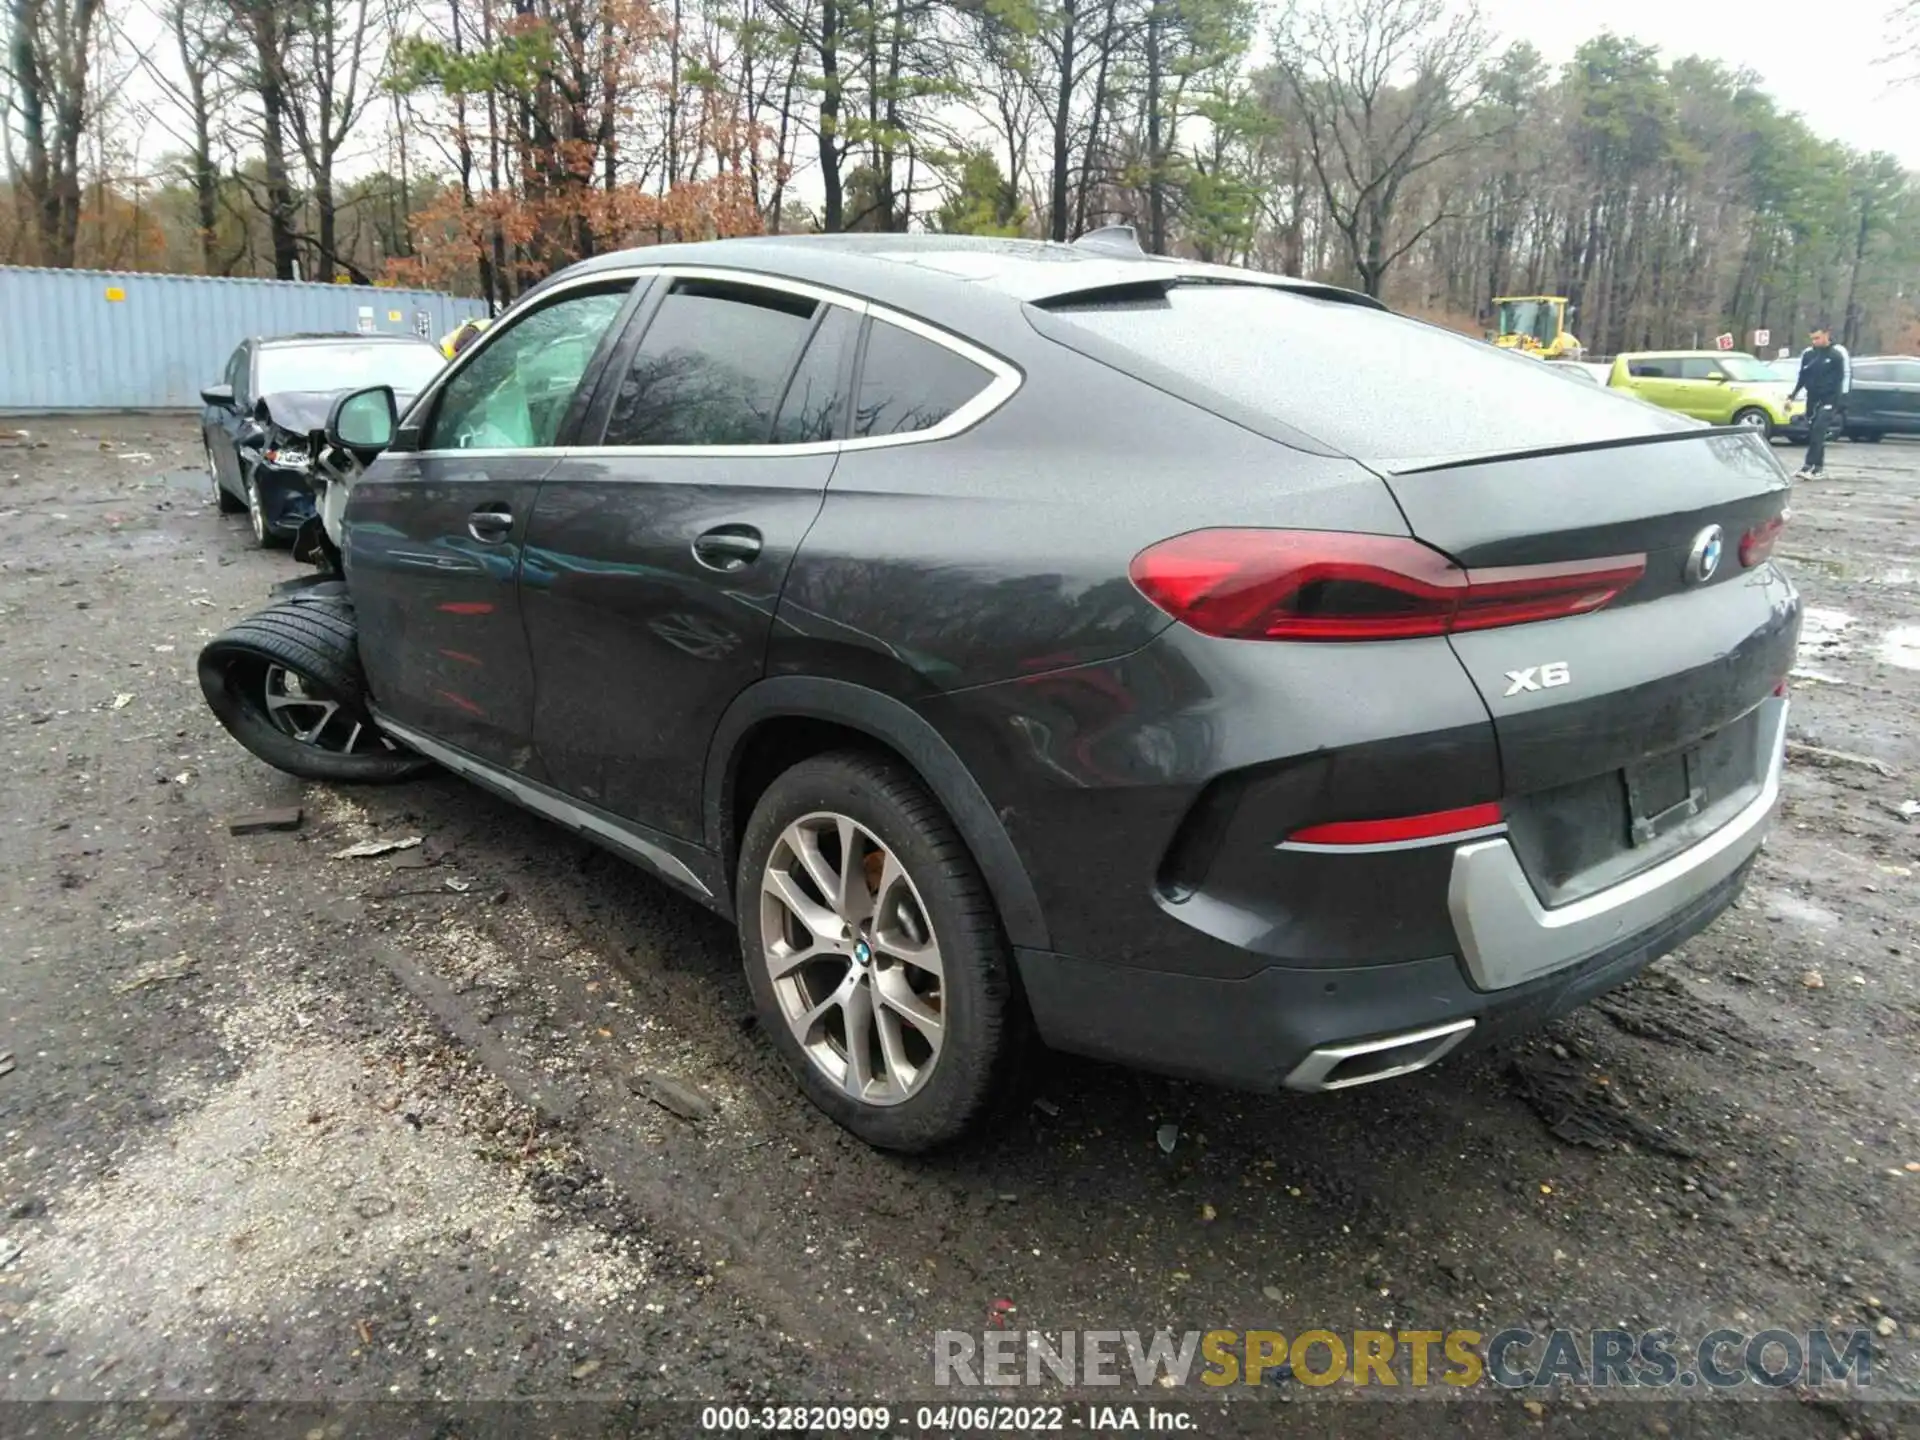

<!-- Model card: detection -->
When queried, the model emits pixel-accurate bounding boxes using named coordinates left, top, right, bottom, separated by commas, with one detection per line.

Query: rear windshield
left=1034, top=284, right=1687, bottom=467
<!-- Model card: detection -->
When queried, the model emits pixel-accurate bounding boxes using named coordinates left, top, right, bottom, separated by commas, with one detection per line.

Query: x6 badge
left=1505, top=661, right=1571, bottom=697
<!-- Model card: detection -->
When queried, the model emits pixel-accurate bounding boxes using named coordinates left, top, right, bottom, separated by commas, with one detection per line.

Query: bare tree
left=132, top=0, right=240, bottom=271
left=282, top=0, right=381, bottom=280
left=1887, top=0, right=1920, bottom=83
left=1268, top=0, right=1493, bottom=296
left=6, top=0, right=104, bottom=265
left=226, top=0, right=301, bottom=277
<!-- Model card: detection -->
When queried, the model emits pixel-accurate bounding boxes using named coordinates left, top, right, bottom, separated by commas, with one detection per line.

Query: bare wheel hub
left=759, top=812, right=944, bottom=1107
left=260, top=663, right=392, bottom=755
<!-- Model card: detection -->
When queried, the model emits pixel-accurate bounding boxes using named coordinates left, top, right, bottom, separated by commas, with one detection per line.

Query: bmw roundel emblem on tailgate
left=1686, top=525, right=1724, bottom=585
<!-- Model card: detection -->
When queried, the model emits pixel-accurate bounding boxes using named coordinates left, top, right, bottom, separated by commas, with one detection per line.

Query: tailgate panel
left=1380, top=429, right=1799, bottom=901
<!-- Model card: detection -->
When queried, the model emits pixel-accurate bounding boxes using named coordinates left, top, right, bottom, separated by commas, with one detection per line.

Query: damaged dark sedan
left=200, top=334, right=447, bottom=547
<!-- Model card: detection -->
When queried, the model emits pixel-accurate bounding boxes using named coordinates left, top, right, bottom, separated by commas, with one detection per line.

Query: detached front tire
left=198, top=594, right=431, bottom=784
left=737, top=751, right=1023, bottom=1153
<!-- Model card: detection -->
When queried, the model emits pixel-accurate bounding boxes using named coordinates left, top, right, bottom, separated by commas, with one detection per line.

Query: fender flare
left=703, top=676, right=1049, bottom=951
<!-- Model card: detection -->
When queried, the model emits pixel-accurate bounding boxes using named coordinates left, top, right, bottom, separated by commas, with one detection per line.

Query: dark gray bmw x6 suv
left=200, top=231, right=1801, bottom=1152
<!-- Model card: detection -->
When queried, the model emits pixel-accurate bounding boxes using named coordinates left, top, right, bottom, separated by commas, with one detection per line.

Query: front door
left=1892, top=362, right=1920, bottom=434
left=345, top=283, right=636, bottom=773
left=1674, top=357, right=1730, bottom=420
left=522, top=278, right=857, bottom=839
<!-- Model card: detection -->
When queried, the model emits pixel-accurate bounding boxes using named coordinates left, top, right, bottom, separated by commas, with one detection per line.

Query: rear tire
left=736, top=751, right=1023, bottom=1153
left=198, top=594, right=431, bottom=784
left=1853, top=428, right=1883, bottom=444
left=1731, top=407, right=1773, bottom=438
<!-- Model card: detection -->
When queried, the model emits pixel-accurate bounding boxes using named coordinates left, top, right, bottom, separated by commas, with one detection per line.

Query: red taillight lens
left=1287, top=802, right=1506, bottom=848
left=1741, top=512, right=1788, bottom=567
left=1129, top=530, right=1645, bottom=641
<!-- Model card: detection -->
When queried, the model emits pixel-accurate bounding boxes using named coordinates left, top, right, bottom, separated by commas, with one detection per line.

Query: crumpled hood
left=258, top=389, right=418, bottom=437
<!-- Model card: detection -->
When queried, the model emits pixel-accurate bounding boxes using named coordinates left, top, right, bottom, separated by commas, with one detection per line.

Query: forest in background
left=5, top=0, right=1920, bottom=356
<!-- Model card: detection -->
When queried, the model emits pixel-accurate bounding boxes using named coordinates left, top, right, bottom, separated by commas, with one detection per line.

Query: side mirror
left=201, top=382, right=234, bottom=408
left=327, top=385, right=397, bottom=460
left=1709, top=373, right=1730, bottom=383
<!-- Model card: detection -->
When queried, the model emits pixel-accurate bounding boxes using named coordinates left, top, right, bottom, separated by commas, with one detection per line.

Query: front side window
left=601, top=281, right=818, bottom=447
left=227, top=346, right=250, bottom=404
left=1678, top=359, right=1726, bottom=381
left=1853, top=362, right=1893, bottom=384
left=852, top=320, right=993, bottom=439
left=427, top=288, right=628, bottom=450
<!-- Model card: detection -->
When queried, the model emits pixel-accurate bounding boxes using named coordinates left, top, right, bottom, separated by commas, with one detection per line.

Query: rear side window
left=1036, top=285, right=1681, bottom=467
left=1628, top=359, right=1674, bottom=378
left=1896, top=362, right=1920, bottom=384
left=772, top=306, right=857, bottom=444
left=1854, top=362, right=1893, bottom=383
left=852, top=319, right=992, bottom=439
left=603, top=281, right=816, bottom=447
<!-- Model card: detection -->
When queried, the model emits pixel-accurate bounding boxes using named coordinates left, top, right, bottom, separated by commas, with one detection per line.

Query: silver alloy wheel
left=261, top=663, right=389, bottom=753
left=1735, top=410, right=1769, bottom=429
left=760, top=812, right=945, bottom=1106
left=246, top=472, right=267, bottom=543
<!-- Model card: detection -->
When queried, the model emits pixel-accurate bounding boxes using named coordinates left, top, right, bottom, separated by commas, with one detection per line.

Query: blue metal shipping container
left=0, top=266, right=489, bottom=411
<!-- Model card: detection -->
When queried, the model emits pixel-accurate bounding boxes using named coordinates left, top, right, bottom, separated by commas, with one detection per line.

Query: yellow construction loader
left=1491, top=296, right=1583, bottom=360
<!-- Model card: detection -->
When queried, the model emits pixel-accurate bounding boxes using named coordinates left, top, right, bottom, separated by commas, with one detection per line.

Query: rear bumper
left=1015, top=699, right=1784, bottom=1094
left=1018, top=857, right=1756, bottom=1094
left=1450, top=696, right=1785, bottom=990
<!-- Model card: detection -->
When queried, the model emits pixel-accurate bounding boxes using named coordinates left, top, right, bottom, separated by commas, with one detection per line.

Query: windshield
left=1496, top=300, right=1557, bottom=347
left=1716, top=355, right=1775, bottom=383
left=256, top=341, right=445, bottom=395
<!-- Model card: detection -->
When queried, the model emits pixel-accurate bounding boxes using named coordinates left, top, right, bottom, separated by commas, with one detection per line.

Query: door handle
left=691, top=525, right=763, bottom=572
left=468, top=504, right=513, bottom=543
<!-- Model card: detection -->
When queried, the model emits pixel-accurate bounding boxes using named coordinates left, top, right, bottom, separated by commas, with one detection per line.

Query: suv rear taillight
left=1129, top=530, right=1646, bottom=641
left=1741, top=512, right=1788, bottom=567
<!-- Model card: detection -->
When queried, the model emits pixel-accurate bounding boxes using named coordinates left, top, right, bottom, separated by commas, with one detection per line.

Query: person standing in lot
left=1790, top=325, right=1850, bottom=480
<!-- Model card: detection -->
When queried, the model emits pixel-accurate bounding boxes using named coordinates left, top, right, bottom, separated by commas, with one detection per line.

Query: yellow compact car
left=439, top=316, right=493, bottom=359
left=1606, top=351, right=1805, bottom=439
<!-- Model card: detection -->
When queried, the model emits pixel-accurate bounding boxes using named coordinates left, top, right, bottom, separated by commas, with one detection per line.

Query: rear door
left=1625, top=357, right=1687, bottom=413
left=521, top=274, right=854, bottom=839
left=345, top=281, right=637, bottom=772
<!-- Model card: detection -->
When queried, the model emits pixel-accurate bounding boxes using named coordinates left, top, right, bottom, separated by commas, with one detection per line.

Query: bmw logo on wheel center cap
left=1686, top=525, right=1724, bottom=585
left=854, top=938, right=873, bottom=966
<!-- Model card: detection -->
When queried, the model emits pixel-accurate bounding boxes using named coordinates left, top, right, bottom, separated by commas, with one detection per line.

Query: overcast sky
left=1479, top=0, right=1920, bottom=167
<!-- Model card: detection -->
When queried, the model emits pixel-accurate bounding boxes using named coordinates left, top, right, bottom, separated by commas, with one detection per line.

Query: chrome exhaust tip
left=1283, top=1018, right=1476, bottom=1093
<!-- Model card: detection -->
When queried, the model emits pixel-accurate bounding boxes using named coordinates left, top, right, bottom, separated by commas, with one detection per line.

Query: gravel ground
left=1, top=416, right=1916, bottom=1436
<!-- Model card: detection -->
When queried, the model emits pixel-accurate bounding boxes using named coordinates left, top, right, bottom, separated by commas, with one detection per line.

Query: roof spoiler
left=1070, top=225, right=1147, bottom=258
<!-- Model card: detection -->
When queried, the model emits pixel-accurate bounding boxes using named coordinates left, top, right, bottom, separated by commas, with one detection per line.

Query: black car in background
left=200, top=334, right=446, bottom=546
left=200, top=233, right=1800, bottom=1152
left=1842, top=356, right=1920, bottom=442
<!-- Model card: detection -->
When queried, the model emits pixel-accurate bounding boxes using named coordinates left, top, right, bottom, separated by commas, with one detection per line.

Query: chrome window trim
left=412, top=262, right=1023, bottom=462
